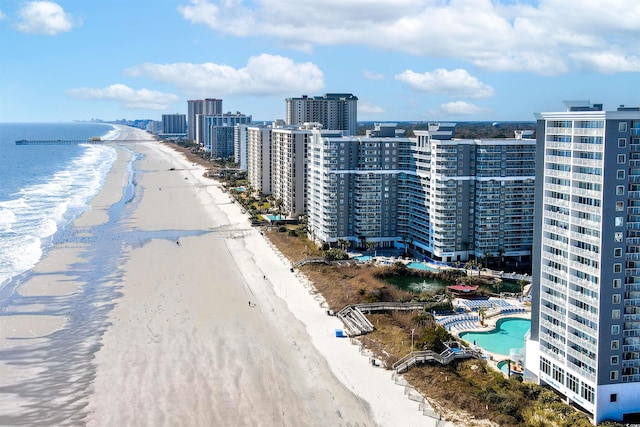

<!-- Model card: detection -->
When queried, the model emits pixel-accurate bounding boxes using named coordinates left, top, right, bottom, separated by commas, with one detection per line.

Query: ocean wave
left=0, top=144, right=117, bottom=288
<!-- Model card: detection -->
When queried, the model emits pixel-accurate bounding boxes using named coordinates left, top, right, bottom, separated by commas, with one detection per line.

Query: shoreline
left=0, top=127, right=437, bottom=426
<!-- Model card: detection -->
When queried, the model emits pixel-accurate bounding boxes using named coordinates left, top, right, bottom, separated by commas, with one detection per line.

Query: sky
left=0, top=0, right=639, bottom=123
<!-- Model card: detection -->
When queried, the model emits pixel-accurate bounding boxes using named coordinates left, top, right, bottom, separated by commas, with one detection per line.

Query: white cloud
left=15, top=1, right=79, bottom=35
left=359, top=102, right=385, bottom=114
left=439, top=101, right=489, bottom=116
left=363, top=70, right=384, bottom=81
left=66, top=84, right=179, bottom=110
left=125, top=54, right=324, bottom=96
left=570, top=52, right=640, bottom=73
left=0, top=10, right=6, bottom=20
left=395, top=69, right=494, bottom=99
left=176, top=0, right=640, bottom=75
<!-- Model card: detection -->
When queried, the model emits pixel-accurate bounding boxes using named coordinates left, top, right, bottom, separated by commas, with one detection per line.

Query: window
left=618, top=170, right=626, bottom=180
left=615, top=217, right=624, bottom=227
left=617, top=154, right=626, bottom=164
left=581, top=383, right=595, bottom=404
left=614, top=264, right=622, bottom=273
left=615, top=232, right=623, bottom=242
left=612, top=309, right=620, bottom=319
left=613, top=278, right=622, bottom=288
left=611, top=355, right=619, bottom=365
left=616, top=201, right=624, bottom=211
left=567, top=373, right=579, bottom=393
left=541, top=357, right=551, bottom=375
left=616, top=186, right=625, bottom=195
left=611, top=393, right=618, bottom=403
left=611, top=340, right=619, bottom=350
left=614, top=248, right=623, bottom=257
left=620, top=122, right=628, bottom=132
left=619, top=138, right=627, bottom=148
left=553, top=364, right=565, bottom=383
left=610, top=371, right=619, bottom=381
left=612, top=324, right=620, bottom=335
left=613, top=294, right=621, bottom=304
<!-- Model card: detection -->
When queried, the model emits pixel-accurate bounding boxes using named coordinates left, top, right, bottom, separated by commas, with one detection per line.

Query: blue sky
left=1, top=0, right=639, bottom=123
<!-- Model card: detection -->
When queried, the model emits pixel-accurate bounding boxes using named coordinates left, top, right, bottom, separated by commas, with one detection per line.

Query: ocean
left=0, top=122, right=119, bottom=294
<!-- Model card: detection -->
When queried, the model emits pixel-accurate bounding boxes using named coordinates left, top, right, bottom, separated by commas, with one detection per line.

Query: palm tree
left=366, top=241, right=376, bottom=254
left=337, top=238, right=346, bottom=251
left=518, top=278, right=528, bottom=297
left=483, top=251, right=492, bottom=269
left=495, top=279, right=503, bottom=297
left=464, top=261, right=474, bottom=277
left=478, top=307, right=487, bottom=326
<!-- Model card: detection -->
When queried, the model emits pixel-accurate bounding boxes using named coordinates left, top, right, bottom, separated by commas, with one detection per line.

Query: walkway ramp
left=337, top=306, right=375, bottom=336
left=392, top=347, right=482, bottom=374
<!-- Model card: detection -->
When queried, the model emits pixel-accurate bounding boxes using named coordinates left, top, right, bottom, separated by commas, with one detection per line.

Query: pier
left=16, top=139, right=105, bottom=145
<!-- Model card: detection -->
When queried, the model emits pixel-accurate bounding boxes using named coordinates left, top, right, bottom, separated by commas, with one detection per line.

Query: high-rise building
left=526, top=102, right=640, bottom=424
left=187, top=98, right=223, bottom=141
left=305, top=124, right=536, bottom=262
left=187, top=100, right=204, bottom=141
left=204, top=98, right=223, bottom=115
left=285, top=93, right=358, bottom=136
left=199, top=112, right=251, bottom=157
left=161, top=114, right=186, bottom=135
left=234, top=124, right=250, bottom=171
left=247, top=125, right=273, bottom=195
left=270, top=126, right=310, bottom=217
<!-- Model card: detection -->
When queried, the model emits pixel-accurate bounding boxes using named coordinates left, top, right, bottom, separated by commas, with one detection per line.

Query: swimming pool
left=355, top=255, right=373, bottom=262
left=406, top=261, right=438, bottom=272
left=265, top=214, right=285, bottom=221
left=459, top=318, right=530, bottom=356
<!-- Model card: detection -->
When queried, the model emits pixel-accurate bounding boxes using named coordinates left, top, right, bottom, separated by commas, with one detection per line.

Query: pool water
left=265, top=214, right=285, bottom=221
left=406, top=261, right=438, bottom=272
left=460, top=318, right=531, bottom=356
left=355, top=255, right=373, bottom=262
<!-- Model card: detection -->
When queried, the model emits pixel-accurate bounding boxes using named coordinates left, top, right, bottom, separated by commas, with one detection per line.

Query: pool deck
left=442, top=297, right=531, bottom=375
left=349, top=253, right=448, bottom=271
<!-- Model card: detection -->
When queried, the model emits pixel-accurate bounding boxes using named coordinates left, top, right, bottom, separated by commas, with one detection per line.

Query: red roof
left=447, top=285, right=479, bottom=292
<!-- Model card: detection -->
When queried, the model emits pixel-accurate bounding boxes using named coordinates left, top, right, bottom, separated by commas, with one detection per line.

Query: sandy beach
left=0, top=126, right=439, bottom=426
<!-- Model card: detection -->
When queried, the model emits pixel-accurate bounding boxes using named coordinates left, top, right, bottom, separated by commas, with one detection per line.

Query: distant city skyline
left=1, top=1, right=639, bottom=123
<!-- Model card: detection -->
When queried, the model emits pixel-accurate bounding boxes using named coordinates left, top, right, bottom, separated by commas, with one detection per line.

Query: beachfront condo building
left=285, top=93, right=358, bottom=136
left=247, top=125, right=274, bottom=195
left=306, top=128, right=407, bottom=249
left=305, top=124, right=536, bottom=263
left=161, top=114, right=187, bottom=136
left=234, top=124, right=249, bottom=171
left=187, top=98, right=223, bottom=141
left=197, top=113, right=252, bottom=157
left=246, top=123, right=316, bottom=217
left=270, top=126, right=311, bottom=217
left=525, top=102, right=640, bottom=424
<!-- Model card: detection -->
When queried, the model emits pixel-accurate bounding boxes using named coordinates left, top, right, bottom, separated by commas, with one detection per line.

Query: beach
left=0, top=127, right=438, bottom=426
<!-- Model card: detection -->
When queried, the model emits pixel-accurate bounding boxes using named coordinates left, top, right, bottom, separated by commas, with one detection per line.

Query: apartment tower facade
left=526, top=102, right=640, bottom=423
left=285, top=93, right=358, bottom=136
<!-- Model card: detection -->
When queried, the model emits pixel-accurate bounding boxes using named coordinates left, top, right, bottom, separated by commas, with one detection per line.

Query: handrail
left=392, top=348, right=482, bottom=373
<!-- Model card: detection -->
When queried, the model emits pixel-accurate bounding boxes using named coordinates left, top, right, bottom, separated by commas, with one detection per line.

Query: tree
left=366, top=240, right=376, bottom=253
left=478, top=307, right=487, bottom=325
left=464, top=261, right=474, bottom=277
left=495, top=279, right=503, bottom=296
left=483, top=251, right=492, bottom=269
left=337, top=238, right=346, bottom=251
left=518, top=278, right=528, bottom=297
left=275, top=197, right=284, bottom=218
